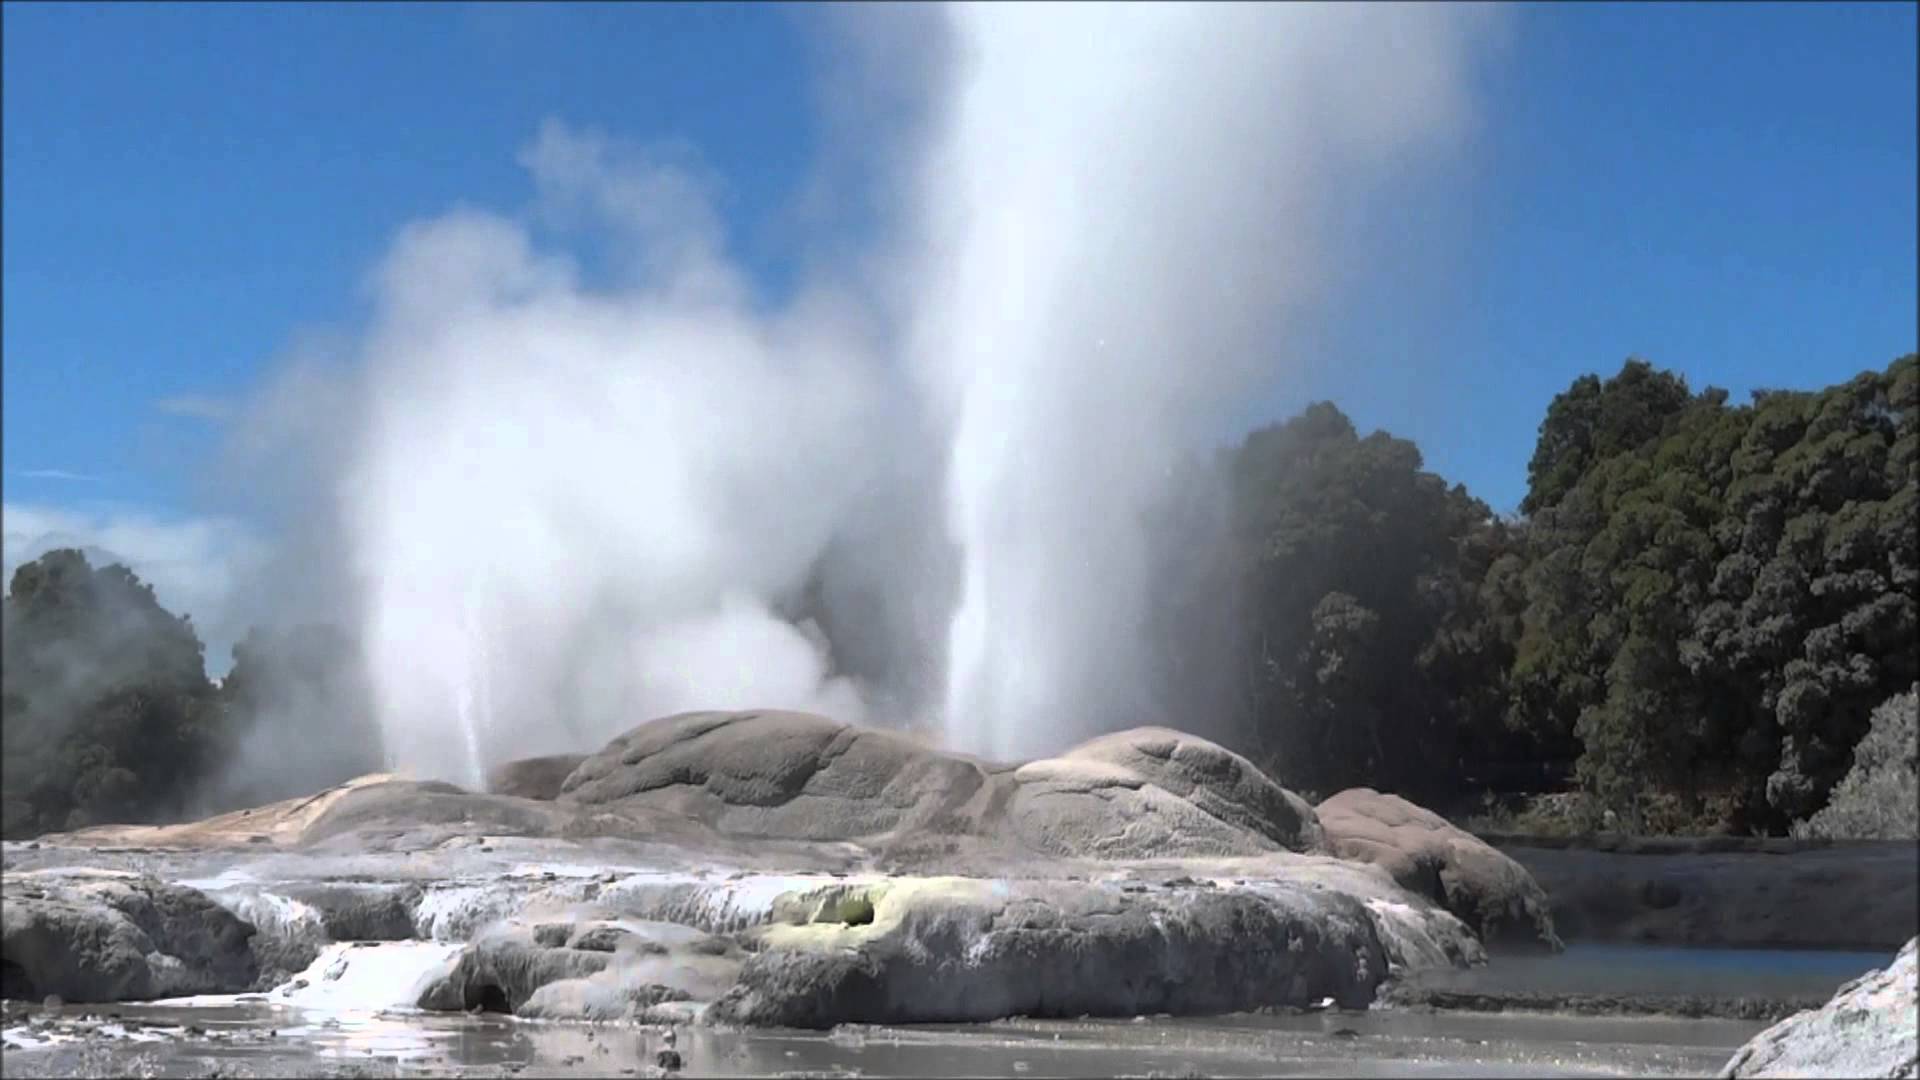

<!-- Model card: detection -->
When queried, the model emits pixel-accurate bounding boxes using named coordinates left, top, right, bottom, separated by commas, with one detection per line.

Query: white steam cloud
left=341, top=122, right=891, bottom=782
left=226, top=2, right=1502, bottom=783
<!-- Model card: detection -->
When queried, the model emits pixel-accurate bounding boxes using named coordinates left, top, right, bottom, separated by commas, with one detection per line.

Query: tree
left=1, top=550, right=222, bottom=837
left=1522, top=358, right=1695, bottom=516
left=1792, top=685, right=1918, bottom=840
left=1513, top=353, right=1917, bottom=832
left=1198, top=402, right=1507, bottom=802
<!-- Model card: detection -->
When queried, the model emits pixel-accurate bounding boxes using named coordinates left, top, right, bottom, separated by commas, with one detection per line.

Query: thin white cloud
left=154, top=394, right=237, bottom=422
left=10, top=469, right=100, bottom=482
left=1, top=501, right=267, bottom=674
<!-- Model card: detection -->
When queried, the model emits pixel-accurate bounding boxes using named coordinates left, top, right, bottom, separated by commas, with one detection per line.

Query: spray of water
left=915, top=3, right=1500, bottom=759
left=227, top=2, right=1501, bottom=782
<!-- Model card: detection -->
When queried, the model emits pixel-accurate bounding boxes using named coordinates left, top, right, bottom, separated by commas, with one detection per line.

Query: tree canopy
left=1152, top=352, right=1917, bottom=835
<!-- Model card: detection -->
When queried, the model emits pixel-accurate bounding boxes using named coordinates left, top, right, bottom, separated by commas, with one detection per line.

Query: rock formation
left=2, top=710, right=1556, bottom=1029
left=1720, top=937, right=1918, bottom=1078
left=1316, top=787, right=1561, bottom=951
left=2, top=868, right=257, bottom=1002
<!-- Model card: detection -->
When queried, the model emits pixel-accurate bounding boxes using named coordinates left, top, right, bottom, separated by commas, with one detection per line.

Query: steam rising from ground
left=344, top=125, right=888, bottom=779
left=232, top=2, right=1501, bottom=783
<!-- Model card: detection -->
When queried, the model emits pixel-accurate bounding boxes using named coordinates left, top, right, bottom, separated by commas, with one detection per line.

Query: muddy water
left=1, top=1000, right=1761, bottom=1078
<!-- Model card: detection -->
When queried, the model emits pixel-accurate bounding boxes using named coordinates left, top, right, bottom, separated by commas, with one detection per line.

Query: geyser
left=916, top=2, right=1500, bottom=759
left=232, top=2, right=1501, bottom=783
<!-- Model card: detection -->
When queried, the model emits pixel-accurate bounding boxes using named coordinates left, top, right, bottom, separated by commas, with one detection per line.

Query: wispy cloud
left=155, top=394, right=236, bottom=422
left=11, top=469, right=100, bottom=482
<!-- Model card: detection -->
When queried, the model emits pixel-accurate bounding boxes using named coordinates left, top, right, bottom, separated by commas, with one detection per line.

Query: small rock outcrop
left=486, top=754, right=589, bottom=800
left=417, top=915, right=743, bottom=1023
left=1719, top=937, right=1918, bottom=1078
left=1317, top=788, right=1561, bottom=951
left=561, top=711, right=1000, bottom=844
left=1, top=869, right=257, bottom=1002
left=1005, top=727, right=1323, bottom=859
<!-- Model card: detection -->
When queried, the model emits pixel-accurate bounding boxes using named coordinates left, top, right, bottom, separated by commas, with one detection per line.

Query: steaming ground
left=211, top=3, right=1507, bottom=786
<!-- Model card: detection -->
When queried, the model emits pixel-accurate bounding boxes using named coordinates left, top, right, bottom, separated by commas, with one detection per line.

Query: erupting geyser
left=918, top=3, right=1500, bottom=759
left=242, top=2, right=1500, bottom=780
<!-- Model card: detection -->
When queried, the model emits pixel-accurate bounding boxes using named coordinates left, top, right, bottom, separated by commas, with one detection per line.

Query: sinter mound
left=9, top=711, right=1559, bottom=1026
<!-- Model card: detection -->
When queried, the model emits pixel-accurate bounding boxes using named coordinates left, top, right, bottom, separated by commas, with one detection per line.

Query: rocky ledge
left=2, top=711, right=1558, bottom=1029
left=1, top=869, right=257, bottom=1002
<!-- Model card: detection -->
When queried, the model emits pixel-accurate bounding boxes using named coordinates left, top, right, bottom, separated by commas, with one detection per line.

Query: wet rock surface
left=1719, top=936, right=1919, bottom=1079
left=418, top=916, right=742, bottom=1023
left=1, top=868, right=257, bottom=1003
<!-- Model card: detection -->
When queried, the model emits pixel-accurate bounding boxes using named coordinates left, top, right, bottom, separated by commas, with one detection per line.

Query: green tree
left=1515, top=353, right=1917, bottom=832
left=1214, top=403, right=1507, bottom=801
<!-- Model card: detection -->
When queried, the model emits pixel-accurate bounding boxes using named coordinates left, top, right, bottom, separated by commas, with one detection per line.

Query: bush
left=1792, top=685, right=1919, bottom=841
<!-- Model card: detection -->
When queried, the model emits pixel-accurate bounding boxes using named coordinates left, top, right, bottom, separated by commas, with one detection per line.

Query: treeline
left=0, top=551, right=381, bottom=839
left=3, top=353, right=1913, bottom=839
left=1154, top=352, right=1917, bottom=837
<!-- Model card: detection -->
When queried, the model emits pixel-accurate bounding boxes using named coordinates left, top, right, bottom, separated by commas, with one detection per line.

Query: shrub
left=1792, top=685, right=1919, bottom=841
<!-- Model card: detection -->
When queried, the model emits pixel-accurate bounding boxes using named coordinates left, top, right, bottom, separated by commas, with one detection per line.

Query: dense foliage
left=3, top=353, right=1913, bottom=839
left=1153, top=352, right=1917, bottom=835
left=1792, top=685, right=1918, bottom=840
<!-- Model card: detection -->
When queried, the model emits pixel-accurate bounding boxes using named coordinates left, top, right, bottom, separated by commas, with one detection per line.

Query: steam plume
left=225, top=2, right=1501, bottom=782
left=916, top=2, right=1500, bottom=758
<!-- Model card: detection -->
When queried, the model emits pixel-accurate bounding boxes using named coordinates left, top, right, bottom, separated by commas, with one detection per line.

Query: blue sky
left=4, top=3, right=1915, bottom=554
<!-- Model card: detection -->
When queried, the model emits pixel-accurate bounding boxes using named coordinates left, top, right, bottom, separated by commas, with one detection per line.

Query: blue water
left=1418, top=944, right=1895, bottom=1000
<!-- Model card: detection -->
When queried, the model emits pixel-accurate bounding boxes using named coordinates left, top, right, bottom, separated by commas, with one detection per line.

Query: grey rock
left=558, top=711, right=1328, bottom=864
left=297, top=780, right=574, bottom=848
left=1316, top=788, right=1560, bottom=951
left=706, top=876, right=1388, bottom=1028
left=1000, top=727, right=1322, bottom=860
left=486, top=754, right=589, bottom=800
left=1720, top=937, right=1918, bottom=1078
left=1, top=869, right=257, bottom=1002
left=417, top=916, right=742, bottom=1022
left=560, top=710, right=998, bottom=846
